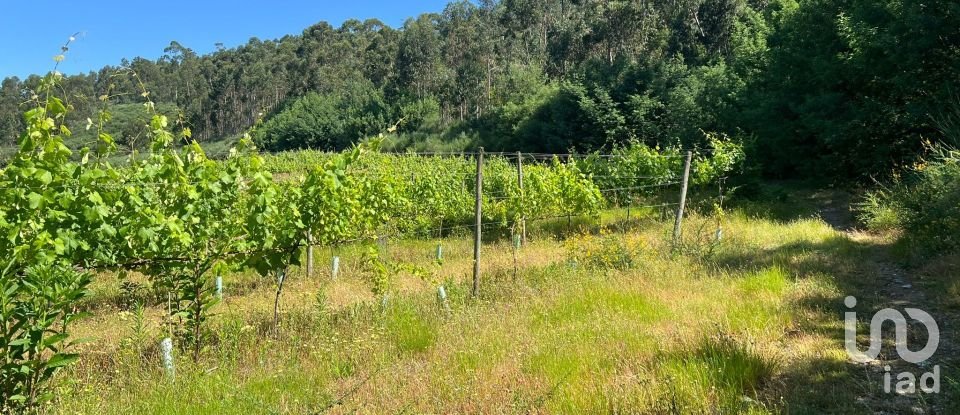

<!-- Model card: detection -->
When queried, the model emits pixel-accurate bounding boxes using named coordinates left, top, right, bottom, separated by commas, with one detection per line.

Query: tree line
left=0, top=0, right=957, bottom=179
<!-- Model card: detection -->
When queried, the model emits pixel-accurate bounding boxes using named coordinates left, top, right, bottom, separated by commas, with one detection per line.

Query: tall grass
left=49, top=208, right=882, bottom=414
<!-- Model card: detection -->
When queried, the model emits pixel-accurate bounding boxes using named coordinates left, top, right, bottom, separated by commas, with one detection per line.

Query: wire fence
left=9, top=149, right=705, bottom=282
left=33, top=148, right=724, bottom=405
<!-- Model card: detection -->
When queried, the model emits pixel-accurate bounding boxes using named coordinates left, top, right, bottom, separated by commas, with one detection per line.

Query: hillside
left=1, top=0, right=957, bottom=180
left=2, top=1, right=960, bottom=413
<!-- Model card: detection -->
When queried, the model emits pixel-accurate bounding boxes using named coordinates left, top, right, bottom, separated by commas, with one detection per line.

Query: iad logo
left=844, top=296, right=940, bottom=394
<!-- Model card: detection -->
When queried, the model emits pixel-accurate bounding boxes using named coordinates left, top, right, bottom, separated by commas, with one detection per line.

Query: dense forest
left=0, top=0, right=957, bottom=179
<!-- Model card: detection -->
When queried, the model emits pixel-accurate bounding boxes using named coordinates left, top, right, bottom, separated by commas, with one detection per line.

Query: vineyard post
left=306, top=230, right=314, bottom=278
left=626, top=198, right=631, bottom=224
left=516, top=151, right=525, bottom=245
left=672, top=151, right=693, bottom=244
left=513, top=232, right=520, bottom=279
left=437, top=218, right=443, bottom=263
left=566, top=154, right=574, bottom=230
left=472, top=147, right=484, bottom=297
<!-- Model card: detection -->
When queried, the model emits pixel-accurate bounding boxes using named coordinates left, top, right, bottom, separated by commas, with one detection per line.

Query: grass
left=44, top=198, right=948, bottom=414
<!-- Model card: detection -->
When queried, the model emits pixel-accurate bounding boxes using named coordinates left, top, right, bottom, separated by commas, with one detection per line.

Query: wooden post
left=626, top=198, right=631, bottom=223
left=566, top=154, right=573, bottom=231
left=673, top=151, right=693, bottom=244
left=472, top=147, right=484, bottom=297
left=516, top=151, right=526, bottom=246
left=716, top=178, right=724, bottom=242
left=305, top=230, right=314, bottom=278
left=513, top=233, right=520, bottom=279
left=437, top=218, right=444, bottom=262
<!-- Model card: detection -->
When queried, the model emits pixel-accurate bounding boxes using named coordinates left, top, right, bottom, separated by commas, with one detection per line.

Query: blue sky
left=0, top=1, right=451, bottom=79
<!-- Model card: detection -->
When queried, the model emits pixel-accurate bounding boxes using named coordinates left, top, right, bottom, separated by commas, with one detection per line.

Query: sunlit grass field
left=48, top=204, right=893, bottom=414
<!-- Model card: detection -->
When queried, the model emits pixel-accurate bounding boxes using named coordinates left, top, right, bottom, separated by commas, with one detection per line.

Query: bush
left=860, top=148, right=960, bottom=257
left=897, top=149, right=960, bottom=255
left=856, top=189, right=903, bottom=233
left=0, top=263, right=91, bottom=410
left=564, top=231, right=642, bottom=270
left=255, top=81, right=388, bottom=151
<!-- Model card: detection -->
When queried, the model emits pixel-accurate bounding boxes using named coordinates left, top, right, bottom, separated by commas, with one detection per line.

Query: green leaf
left=36, top=170, right=53, bottom=185
left=46, top=353, right=79, bottom=369
left=87, top=191, right=103, bottom=205
left=43, top=333, right=70, bottom=348
left=8, top=338, right=31, bottom=346
left=27, top=192, right=43, bottom=209
left=48, top=97, right=67, bottom=116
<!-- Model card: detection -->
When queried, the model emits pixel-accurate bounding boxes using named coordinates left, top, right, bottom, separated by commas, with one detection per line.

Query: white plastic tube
left=331, top=256, right=340, bottom=279
left=438, top=285, right=451, bottom=314
left=160, top=337, right=174, bottom=378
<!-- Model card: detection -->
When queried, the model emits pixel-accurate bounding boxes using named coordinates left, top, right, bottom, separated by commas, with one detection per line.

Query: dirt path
left=812, top=190, right=956, bottom=414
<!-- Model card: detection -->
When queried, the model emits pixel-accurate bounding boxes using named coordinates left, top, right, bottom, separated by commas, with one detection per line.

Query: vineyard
left=5, top=56, right=957, bottom=415
left=0, top=71, right=745, bottom=412
left=2, top=0, right=957, bottom=409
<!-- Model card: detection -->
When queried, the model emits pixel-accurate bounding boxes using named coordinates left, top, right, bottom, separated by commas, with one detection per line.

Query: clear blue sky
left=0, top=0, right=452, bottom=80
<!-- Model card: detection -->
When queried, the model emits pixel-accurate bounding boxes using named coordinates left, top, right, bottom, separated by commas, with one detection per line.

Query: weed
left=564, top=229, right=643, bottom=270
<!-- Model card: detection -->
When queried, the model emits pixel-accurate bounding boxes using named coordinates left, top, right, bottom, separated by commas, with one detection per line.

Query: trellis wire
left=28, top=150, right=695, bottom=279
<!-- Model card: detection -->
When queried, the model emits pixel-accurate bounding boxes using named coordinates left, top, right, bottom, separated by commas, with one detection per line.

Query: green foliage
left=476, top=77, right=555, bottom=150
left=2, top=0, right=956, bottom=184
left=384, top=300, right=436, bottom=354
left=861, top=148, right=960, bottom=257
left=511, top=82, right=615, bottom=153
left=0, top=22, right=752, bottom=412
left=663, top=333, right=777, bottom=412
left=71, top=102, right=180, bottom=150
left=745, top=0, right=960, bottom=178
left=118, top=302, right=149, bottom=357
left=856, top=189, right=902, bottom=233
left=549, top=158, right=605, bottom=220
left=249, top=140, right=740, bottom=238
left=116, top=108, right=256, bottom=357
left=564, top=231, right=641, bottom=270
left=692, top=132, right=745, bottom=185
left=0, top=69, right=110, bottom=410
left=362, top=245, right=392, bottom=298
left=0, top=264, right=90, bottom=410
left=255, top=83, right=387, bottom=151
left=396, top=97, right=441, bottom=133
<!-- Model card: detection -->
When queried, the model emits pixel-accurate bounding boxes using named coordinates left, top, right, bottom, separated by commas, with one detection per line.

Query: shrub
left=255, top=82, right=388, bottom=151
left=896, top=149, right=960, bottom=255
left=0, top=264, right=91, bottom=410
left=856, top=189, right=903, bottom=233
left=564, top=230, right=642, bottom=270
left=860, top=147, right=960, bottom=257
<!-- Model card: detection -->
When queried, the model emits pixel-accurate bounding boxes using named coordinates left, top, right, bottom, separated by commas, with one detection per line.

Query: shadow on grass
left=705, top=224, right=960, bottom=413
left=706, top=233, right=868, bottom=412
